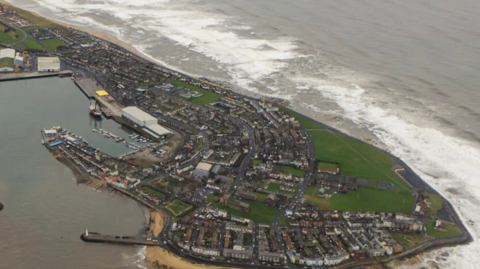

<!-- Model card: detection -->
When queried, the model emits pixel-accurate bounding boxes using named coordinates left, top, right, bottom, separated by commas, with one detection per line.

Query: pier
left=81, top=231, right=159, bottom=246
left=74, top=77, right=122, bottom=118
left=0, top=71, right=73, bottom=82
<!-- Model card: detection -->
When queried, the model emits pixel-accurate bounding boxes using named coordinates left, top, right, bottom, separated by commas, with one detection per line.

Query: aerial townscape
left=0, top=3, right=472, bottom=269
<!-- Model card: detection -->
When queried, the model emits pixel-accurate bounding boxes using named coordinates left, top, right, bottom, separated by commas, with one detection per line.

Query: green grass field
left=318, top=162, right=339, bottom=173
left=41, top=38, right=66, bottom=52
left=391, top=233, right=424, bottom=248
left=171, top=81, right=221, bottom=105
left=267, top=183, right=281, bottom=191
left=250, top=159, right=263, bottom=167
left=273, top=165, right=304, bottom=177
left=22, top=37, right=43, bottom=50
left=425, top=220, right=461, bottom=239
left=166, top=199, right=193, bottom=216
left=278, top=217, right=287, bottom=226
left=310, top=130, right=409, bottom=189
left=79, top=38, right=96, bottom=44
left=0, top=28, right=24, bottom=44
left=425, top=193, right=444, bottom=217
left=303, top=187, right=414, bottom=213
left=280, top=107, right=408, bottom=190
left=211, top=200, right=278, bottom=224
left=141, top=186, right=166, bottom=200
left=255, top=192, right=268, bottom=203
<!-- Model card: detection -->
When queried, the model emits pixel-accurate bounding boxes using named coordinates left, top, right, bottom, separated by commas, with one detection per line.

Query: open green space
left=171, top=81, right=221, bottom=105
left=250, top=159, right=262, bottom=167
left=391, top=233, right=424, bottom=249
left=303, top=187, right=414, bottom=213
left=280, top=107, right=409, bottom=190
left=278, top=217, right=287, bottom=227
left=255, top=192, right=268, bottom=203
left=21, top=36, right=43, bottom=50
left=0, top=57, right=14, bottom=68
left=425, top=193, right=444, bottom=217
left=141, top=186, right=166, bottom=199
left=207, top=194, right=217, bottom=203
left=172, top=231, right=184, bottom=239
left=273, top=165, right=304, bottom=177
left=309, top=130, right=408, bottom=189
left=317, top=162, right=339, bottom=173
left=267, top=183, right=281, bottom=191
left=41, top=38, right=66, bottom=52
left=0, top=27, right=24, bottom=44
left=166, top=199, right=193, bottom=216
left=211, top=199, right=278, bottom=224
left=79, top=38, right=96, bottom=44
left=279, top=106, right=324, bottom=130
left=425, top=220, right=461, bottom=239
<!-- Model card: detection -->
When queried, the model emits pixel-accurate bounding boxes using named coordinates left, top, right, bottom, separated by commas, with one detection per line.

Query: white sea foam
left=10, top=0, right=480, bottom=267
left=293, top=76, right=480, bottom=269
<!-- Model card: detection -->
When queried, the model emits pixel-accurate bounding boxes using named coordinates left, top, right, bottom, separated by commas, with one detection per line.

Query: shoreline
left=3, top=2, right=471, bottom=268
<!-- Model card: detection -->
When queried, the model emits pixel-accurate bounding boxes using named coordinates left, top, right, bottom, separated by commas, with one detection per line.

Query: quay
left=74, top=77, right=122, bottom=118
left=0, top=70, right=73, bottom=82
left=81, top=231, right=159, bottom=246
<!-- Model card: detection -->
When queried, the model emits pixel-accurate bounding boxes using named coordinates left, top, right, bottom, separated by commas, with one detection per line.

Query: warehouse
left=37, top=57, right=61, bottom=72
left=121, top=106, right=172, bottom=137
left=0, top=48, right=15, bottom=72
left=193, top=162, right=212, bottom=178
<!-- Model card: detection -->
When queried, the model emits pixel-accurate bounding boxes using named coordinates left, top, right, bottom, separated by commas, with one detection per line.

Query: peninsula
left=0, top=2, right=471, bottom=269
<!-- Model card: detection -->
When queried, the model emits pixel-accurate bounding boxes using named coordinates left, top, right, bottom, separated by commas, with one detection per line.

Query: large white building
left=0, top=48, right=16, bottom=72
left=121, top=106, right=172, bottom=138
left=37, top=57, right=61, bottom=72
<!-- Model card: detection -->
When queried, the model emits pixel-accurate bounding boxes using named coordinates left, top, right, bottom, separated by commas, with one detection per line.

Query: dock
left=74, top=77, right=123, bottom=118
left=81, top=231, right=159, bottom=246
left=0, top=70, right=73, bottom=82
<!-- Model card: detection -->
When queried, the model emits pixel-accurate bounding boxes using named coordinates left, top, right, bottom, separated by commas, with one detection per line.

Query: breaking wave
left=7, top=0, right=480, bottom=267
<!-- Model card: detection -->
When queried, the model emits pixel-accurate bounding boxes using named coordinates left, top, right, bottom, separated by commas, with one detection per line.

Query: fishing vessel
left=89, top=99, right=102, bottom=117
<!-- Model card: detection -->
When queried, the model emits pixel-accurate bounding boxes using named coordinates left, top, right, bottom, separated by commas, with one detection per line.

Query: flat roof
left=146, top=124, right=172, bottom=136
left=96, top=90, right=109, bottom=96
left=38, top=57, right=60, bottom=70
left=122, top=106, right=156, bottom=122
left=142, top=128, right=160, bottom=139
left=196, top=162, right=212, bottom=172
left=0, top=48, right=15, bottom=59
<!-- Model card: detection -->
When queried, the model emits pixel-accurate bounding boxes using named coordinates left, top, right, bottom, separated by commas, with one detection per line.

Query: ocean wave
left=10, top=0, right=480, bottom=267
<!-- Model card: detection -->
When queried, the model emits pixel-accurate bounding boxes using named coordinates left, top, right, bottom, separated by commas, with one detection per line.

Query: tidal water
left=3, top=0, right=480, bottom=268
left=0, top=77, right=152, bottom=269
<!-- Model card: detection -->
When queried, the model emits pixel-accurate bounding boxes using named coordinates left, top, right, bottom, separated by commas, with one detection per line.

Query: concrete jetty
left=0, top=71, right=72, bottom=82
left=81, top=231, right=159, bottom=246
left=74, top=77, right=122, bottom=118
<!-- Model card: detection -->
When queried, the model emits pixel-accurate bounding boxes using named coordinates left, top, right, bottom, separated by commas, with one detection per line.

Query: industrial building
left=193, top=162, right=212, bottom=177
left=121, top=106, right=172, bottom=138
left=37, top=57, right=61, bottom=72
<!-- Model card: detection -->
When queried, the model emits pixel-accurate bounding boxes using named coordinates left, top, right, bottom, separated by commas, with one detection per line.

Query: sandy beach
left=146, top=210, right=233, bottom=269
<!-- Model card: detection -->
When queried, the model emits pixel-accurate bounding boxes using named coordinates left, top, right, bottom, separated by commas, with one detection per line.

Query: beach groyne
left=81, top=232, right=159, bottom=246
